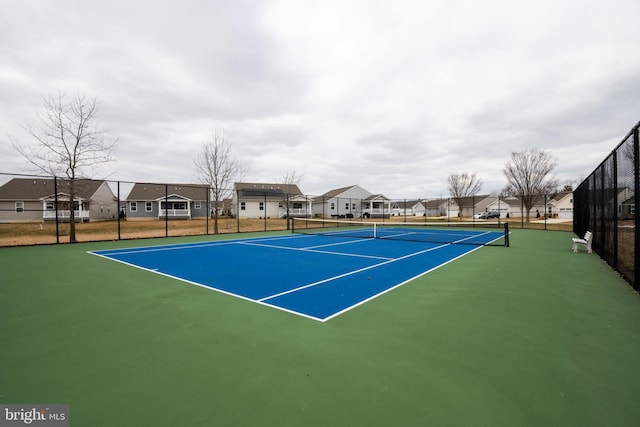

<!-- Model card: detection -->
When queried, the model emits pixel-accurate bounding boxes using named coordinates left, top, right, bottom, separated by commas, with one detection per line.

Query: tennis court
left=90, top=221, right=508, bottom=321
left=3, top=228, right=640, bottom=426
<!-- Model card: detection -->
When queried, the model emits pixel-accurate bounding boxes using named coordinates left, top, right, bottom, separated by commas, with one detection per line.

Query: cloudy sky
left=1, top=0, right=639, bottom=198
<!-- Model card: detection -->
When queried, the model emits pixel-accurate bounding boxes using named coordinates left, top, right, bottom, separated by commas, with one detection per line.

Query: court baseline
left=90, top=233, right=488, bottom=321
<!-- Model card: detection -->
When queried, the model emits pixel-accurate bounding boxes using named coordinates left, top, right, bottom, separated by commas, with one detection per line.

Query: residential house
left=391, top=200, right=426, bottom=217
left=126, top=183, right=210, bottom=220
left=500, top=196, right=548, bottom=219
left=312, top=185, right=391, bottom=218
left=231, top=182, right=308, bottom=219
left=620, top=195, right=635, bottom=219
left=0, top=178, right=117, bottom=223
left=363, top=194, right=392, bottom=218
left=547, top=192, right=573, bottom=219
left=452, top=195, right=495, bottom=217
left=424, top=198, right=451, bottom=217
left=479, top=196, right=511, bottom=218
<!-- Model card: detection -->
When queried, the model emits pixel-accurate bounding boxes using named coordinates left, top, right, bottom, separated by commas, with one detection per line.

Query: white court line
left=237, top=240, right=393, bottom=261
left=89, top=250, right=326, bottom=322
left=321, top=245, right=486, bottom=322
left=304, top=238, right=372, bottom=250
left=258, top=231, right=498, bottom=304
left=258, top=242, right=451, bottom=302
left=88, top=233, right=313, bottom=256
left=379, top=230, right=494, bottom=242
left=89, top=230, right=504, bottom=322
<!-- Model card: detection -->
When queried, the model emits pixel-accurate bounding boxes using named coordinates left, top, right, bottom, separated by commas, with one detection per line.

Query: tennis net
left=291, top=218, right=509, bottom=246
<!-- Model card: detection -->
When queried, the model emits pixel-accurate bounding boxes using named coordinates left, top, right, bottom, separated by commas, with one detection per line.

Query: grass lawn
left=1, top=229, right=639, bottom=426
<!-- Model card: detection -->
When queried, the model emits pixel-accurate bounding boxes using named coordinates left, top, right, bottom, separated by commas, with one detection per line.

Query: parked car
left=483, top=211, right=500, bottom=219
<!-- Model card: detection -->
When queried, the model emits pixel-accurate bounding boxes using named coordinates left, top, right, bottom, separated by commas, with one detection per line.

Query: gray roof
left=234, top=182, right=303, bottom=198
left=548, top=191, right=572, bottom=203
left=393, top=200, right=424, bottom=209
left=451, top=194, right=492, bottom=204
left=424, top=198, right=449, bottom=208
left=500, top=195, right=547, bottom=207
left=127, top=183, right=209, bottom=201
left=0, top=178, right=107, bottom=200
left=364, top=194, right=390, bottom=201
left=318, top=185, right=357, bottom=198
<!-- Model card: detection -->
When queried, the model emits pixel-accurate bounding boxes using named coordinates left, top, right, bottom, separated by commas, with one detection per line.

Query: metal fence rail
left=574, top=120, right=640, bottom=290
left=1, top=172, right=573, bottom=247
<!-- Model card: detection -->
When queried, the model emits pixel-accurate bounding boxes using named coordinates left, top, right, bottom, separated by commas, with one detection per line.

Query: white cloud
left=1, top=0, right=639, bottom=198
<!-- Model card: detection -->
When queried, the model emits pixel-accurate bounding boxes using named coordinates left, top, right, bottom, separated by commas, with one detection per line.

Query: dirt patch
left=0, top=218, right=291, bottom=246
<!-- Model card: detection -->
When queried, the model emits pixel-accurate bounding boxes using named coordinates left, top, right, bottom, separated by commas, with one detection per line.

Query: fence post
left=612, top=150, right=618, bottom=269
left=117, top=181, right=121, bottom=240
left=404, top=199, right=407, bottom=223
left=54, top=176, right=59, bottom=244
left=544, top=194, right=547, bottom=231
left=634, top=125, right=640, bottom=287
left=206, top=186, right=210, bottom=235
left=236, top=189, right=240, bottom=233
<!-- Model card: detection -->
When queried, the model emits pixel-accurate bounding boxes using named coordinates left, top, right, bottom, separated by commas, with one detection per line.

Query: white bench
left=572, top=231, right=593, bottom=253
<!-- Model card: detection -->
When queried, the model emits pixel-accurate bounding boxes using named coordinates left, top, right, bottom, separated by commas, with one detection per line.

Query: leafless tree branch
left=194, top=129, right=246, bottom=233
left=503, top=148, right=558, bottom=222
left=11, top=92, right=117, bottom=242
left=448, top=172, right=482, bottom=216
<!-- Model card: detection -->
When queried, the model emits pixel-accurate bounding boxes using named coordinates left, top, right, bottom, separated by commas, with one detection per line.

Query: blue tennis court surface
left=90, top=229, right=504, bottom=321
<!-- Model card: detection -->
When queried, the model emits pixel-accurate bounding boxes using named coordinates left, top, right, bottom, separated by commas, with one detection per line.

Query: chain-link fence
left=1, top=172, right=574, bottom=247
left=574, top=120, right=640, bottom=290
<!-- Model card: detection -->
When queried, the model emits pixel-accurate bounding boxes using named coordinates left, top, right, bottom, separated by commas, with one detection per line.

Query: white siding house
left=312, top=185, right=391, bottom=218
left=483, top=197, right=512, bottom=218
left=547, top=192, right=574, bottom=219
left=0, top=178, right=117, bottom=223
left=126, top=183, right=210, bottom=220
left=232, top=182, right=307, bottom=219
left=391, top=200, right=426, bottom=217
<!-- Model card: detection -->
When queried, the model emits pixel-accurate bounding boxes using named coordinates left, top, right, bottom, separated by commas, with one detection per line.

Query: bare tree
left=194, top=130, right=245, bottom=234
left=448, top=172, right=482, bottom=217
left=281, top=170, right=303, bottom=186
left=503, top=148, right=558, bottom=222
left=11, top=92, right=116, bottom=242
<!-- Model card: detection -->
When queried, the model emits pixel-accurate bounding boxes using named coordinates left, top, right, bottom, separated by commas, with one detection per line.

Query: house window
left=259, top=202, right=264, bottom=211
left=240, top=202, right=246, bottom=211
left=293, top=202, right=302, bottom=209
left=130, top=202, right=138, bottom=213
left=195, top=202, right=201, bottom=209
left=15, top=201, right=24, bottom=213
left=46, top=201, right=55, bottom=210
left=345, top=203, right=349, bottom=210
left=161, top=202, right=187, bottom=210
left=145, top=202, right=153, bottom=212
left=330, top=202, right=335, bottom=210
left=352, top=203, right=356, bottom=210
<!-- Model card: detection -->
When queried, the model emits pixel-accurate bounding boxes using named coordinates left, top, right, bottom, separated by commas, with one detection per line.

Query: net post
left=373, top=223, right=377, bottom=239
left=504, top=222, right=510, bottom=247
